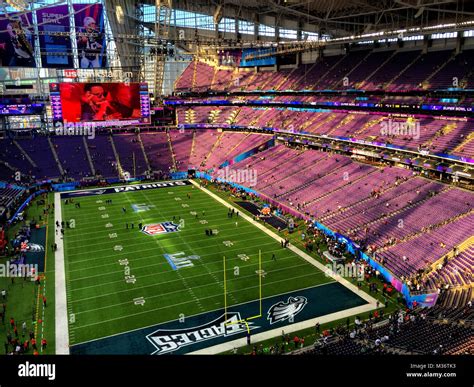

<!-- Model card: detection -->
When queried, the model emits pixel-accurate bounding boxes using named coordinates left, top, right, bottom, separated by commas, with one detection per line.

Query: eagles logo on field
left=267, top=296, right=308, bottom=324
left=146, top=312, right=259, bottom=355
left=141, top=222, right=180, bottom=236
left=20, top=242, right=44, bottom=253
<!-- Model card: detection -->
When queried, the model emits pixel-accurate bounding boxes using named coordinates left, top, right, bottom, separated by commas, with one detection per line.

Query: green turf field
left=0, top=193, right=56, bottom=355
left=61, top=181, right=334, bottom=347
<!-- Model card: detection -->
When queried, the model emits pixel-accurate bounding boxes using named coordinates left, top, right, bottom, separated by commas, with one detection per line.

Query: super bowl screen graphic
left=49, top=82, right=151, bottom=127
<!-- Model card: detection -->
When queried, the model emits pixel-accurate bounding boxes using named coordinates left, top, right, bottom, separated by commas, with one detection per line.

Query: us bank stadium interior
left=0, top=0, right=473, bottom=380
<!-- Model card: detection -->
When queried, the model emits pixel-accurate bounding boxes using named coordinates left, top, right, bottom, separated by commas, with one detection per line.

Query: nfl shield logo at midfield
left=141, top=222, right=180, bottom=236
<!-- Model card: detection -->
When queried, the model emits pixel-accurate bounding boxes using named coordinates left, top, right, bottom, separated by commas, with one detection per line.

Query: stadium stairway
left=82, top=136, right=96, bottom=176
left=364, top=51, right=421, bottom=90
left=233, top=70, right=258, bottom=92
left=167, top=131, right=178, bottom=171
left=169, top=130, right=194, bottom=171
left=422, top=52, right=456, bottom=88
left=189, top=130, right=196, bottom=164
left=428, top=236, right=474, bottom=275
left=344, top=185, right=450, bottom=236
left=379, top=208, right=474, bottom=254
left=209, top=65, right=218, bottom=89
left=137, top=133, right=151, bottom=172
left=439, top=287, right=473, bottom=310
left=421, top=121, right=457, bottom=150
left=431, top=121, right=472, bottom=154
left=273, top=67, right=299, bottom=90
left=385, top=52, right=424, bottom=90
left=324, top=114, right=357, bottom=136
left=139, top=132, right=173, bottom=173
left=353, top=116, right=386, bottom=136
left=205, top=131, right=238, bottom=168
left=326, top=177, right=431, bottom=232
left=247, top=108, right=275, bottom=127
left=330, top=51, right=373, bottom=89
left=201, top=132, right=224, bottom=169
left=358, top=51, right=398, bottom=90
left=251, top=146, right=300, bottom=179
left=452, top=132, right=474, bottom=156
left=258, top=150, right=328, bottom=191
left=425, top=238, right=474, bottom=290
left=307, top=113, right=339, bottom=134
left=48, top=137, right=65, bottom=176
left=318, top=175, right=417, bottom=223
left=109, top=134, right=125, bottom=179
left=305, top=169, right=379, bottom=208
left=275, top=156, right=351, bottom=199
left=191, top=60, right=198, bottom=91
left=257, top=150, right=314, bottom=190
left=87, top=136, right=119, bottom=178
left=312, top=54, right=348, bottom=89
left=12, top=139, right=37, bottom=169
left=287, top=60, right=321, bottom=90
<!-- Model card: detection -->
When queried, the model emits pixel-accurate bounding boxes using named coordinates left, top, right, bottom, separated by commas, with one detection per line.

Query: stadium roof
left=166, top=0, right=474, bottom=39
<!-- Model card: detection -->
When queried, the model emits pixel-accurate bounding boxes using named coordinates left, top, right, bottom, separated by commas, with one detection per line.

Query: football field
left=59, top=180, right=370, bottom=354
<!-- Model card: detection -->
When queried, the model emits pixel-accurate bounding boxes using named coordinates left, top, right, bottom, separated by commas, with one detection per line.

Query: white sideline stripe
left=191, top=180, right=379, bottom=305
left=189, top=180, right=381, bottom=353
left=55, top=192, right=70, bottom=354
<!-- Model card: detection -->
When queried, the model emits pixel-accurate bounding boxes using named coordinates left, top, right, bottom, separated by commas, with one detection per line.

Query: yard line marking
left=193, top=179, right=381, bottom=309
left=65, top=218, right=280, bottom=260
left=64, top=225, right=268, bottom=246
left=129, top=191, right=205, bottom=312
left=68, top=243, right=291, bottom=278
left=177, top=273, right=205, bottom=312
left=62, top=183, right=345, bottom=348
left=70, top=261, right=321, bottom=303
left=70, top=273, right=332, bottom=324
left=60, top=196, right=225, bottom=219
left=57, top=201, right=241, bottom=229
left=73, top=281, right=335, bottom=345
left=63, top=205, right=243, bottom=227
left=65, top=229, right=275, bottom=256
left=69, top=253, right=313, bottom=293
